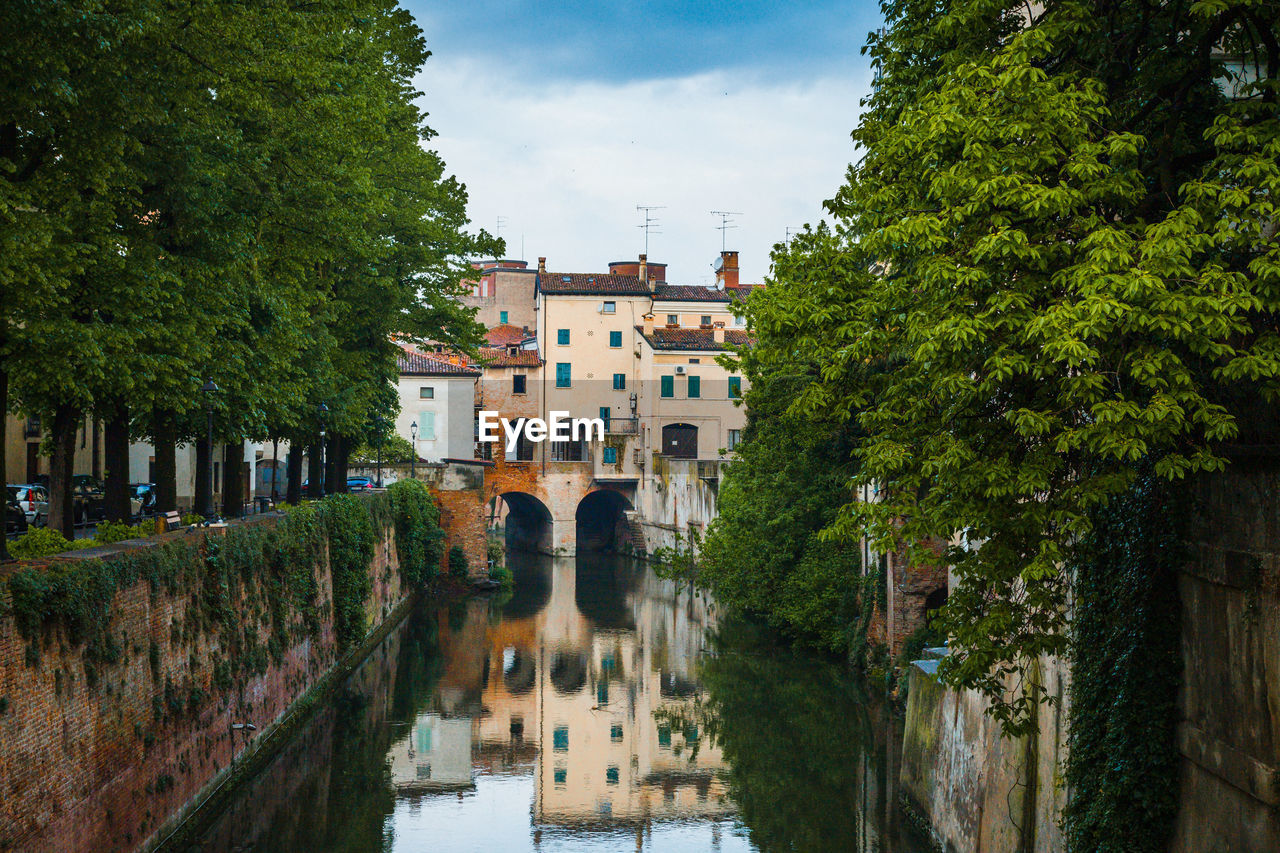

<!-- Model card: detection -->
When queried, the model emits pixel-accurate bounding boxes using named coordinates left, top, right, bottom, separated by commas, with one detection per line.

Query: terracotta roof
left=538, top=272, right=651, bottom=296
left=484, top=323, right=532, bottom=346
left=478, top=346, right=543, bottom=368
left=398, top=349, right=481, bottom=376
left=636, top=326, right=753, bottom=352
left=652, top=284, right=732, bottom=302
left=726, top=283, right=762, bottom=300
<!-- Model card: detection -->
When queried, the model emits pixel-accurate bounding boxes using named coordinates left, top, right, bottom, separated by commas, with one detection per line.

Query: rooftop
left=636, top=326, right=753, bottom=352
left=397, top=348, right=481, bottom=377
left=538, top=272, right=651, bottom=296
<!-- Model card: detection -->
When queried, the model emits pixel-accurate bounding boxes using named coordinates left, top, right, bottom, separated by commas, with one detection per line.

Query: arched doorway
left=661, top=422, right=698, bottom=458
left=499, top=491, right=553, bottom=554
left=575, top=489, right=633, bottom=552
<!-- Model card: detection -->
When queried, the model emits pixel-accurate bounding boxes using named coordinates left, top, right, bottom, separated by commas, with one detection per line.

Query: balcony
left=607, top=417, right=639, bottom=435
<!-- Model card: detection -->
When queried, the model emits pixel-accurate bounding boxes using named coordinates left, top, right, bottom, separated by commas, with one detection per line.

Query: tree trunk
left=336, top=434, right=352, bottom=490
left=326, top=434, right=344, bottom=493
left=286, top=442, right=303, bottom=505
left=0, top=368, right=9, bottom=561
left=195, top=433, right=211, bottom=518
left=154, top=409, right=177, bottom=513
left=222, top=440, right=244, bottom=518
left=48, top=405, right=79, bottom=536
left=307, top=439, right=323, bottom=499
left=103, top=402, right=131, bottom=523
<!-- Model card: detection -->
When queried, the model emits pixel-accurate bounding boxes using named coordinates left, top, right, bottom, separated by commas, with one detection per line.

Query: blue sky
left=405, top=1, right=884, bottom=284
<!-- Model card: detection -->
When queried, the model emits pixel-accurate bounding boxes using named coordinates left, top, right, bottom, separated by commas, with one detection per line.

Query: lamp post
left=318, top=403, right=329, bottom=497
left=409, top=420, right=418, bottom=480
left=201, top=380, right=219, bottom=520
left=373, top=415, right=387, bottom=488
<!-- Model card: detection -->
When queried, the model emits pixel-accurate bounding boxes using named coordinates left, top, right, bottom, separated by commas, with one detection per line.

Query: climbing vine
left=386, top=479, right=444, bottom=588
left=1064, top=470, right=1183, bottom=852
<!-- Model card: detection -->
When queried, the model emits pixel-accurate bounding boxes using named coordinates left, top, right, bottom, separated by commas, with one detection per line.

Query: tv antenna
left=785, top=226, right=798, bottom=247
left=711, top=210, right=742, bottom=252
left=495, top=215, right=508, bottom=242
left=636, top=205, right=664, bottom=255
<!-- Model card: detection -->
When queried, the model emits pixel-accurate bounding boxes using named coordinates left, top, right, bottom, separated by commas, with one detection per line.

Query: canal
left=186, top=552, right=929, bottom=852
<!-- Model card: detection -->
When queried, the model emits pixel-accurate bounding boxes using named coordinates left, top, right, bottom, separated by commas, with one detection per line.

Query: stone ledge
left=1178, top=721, right=1279, bottom=806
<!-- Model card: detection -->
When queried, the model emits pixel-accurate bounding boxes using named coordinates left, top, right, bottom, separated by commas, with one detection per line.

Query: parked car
left=72, top=475, right=105, bottom=526
left=5, top=496, right=28, bottom=539
left=346, top=476, right=374, bottom=491
left=8, top=484, right=48, bottom=527
left=131, top=483, right=158, bottom=519
left=23, top=475, right=106, bottom=526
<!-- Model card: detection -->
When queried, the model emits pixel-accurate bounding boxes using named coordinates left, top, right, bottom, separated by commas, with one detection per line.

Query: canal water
left=188, top=552, right=928, bottom=852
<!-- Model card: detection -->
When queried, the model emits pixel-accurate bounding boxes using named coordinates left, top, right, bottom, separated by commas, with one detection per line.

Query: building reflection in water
left=392, top=549, right=737, bottom=839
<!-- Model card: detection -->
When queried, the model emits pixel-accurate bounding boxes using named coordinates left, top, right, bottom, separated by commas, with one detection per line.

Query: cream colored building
left=396, top=348, right=480, bottom=463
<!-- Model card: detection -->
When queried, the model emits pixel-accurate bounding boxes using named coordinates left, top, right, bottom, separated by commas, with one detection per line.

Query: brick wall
left=0, top=512, right=408, bottom=853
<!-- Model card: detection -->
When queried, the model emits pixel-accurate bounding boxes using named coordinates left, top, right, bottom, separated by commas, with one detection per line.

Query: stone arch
left=575, top=488, right=634, bottom=553
left=499, top=491, right=553, bottom=553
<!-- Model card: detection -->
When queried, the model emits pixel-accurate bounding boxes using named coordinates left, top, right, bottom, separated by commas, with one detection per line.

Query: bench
left=160, top=511, right=184, bottom=532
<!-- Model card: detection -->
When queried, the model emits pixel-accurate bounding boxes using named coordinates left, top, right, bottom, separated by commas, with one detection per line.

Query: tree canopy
left=741, top=0, right=1280, bottom=731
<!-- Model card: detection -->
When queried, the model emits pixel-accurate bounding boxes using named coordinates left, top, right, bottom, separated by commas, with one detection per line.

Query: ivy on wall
left=1, top=488, right=444, bottom=709
left=1065, top=469, right=1182, bottom=853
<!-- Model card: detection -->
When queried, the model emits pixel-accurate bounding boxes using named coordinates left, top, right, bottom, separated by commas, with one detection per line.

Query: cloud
left=409, top=0, right=884, bottom=83
left=419, top=58, right=872, bottom=285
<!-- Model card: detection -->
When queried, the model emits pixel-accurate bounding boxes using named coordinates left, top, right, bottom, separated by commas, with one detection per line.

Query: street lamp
left=409, top=420, right=418, bottom=480
left=373, top=415, right=388, bottom=488
left=318, top=402, right=329, bottom=497
left=201, top=380, right=219, bottom=520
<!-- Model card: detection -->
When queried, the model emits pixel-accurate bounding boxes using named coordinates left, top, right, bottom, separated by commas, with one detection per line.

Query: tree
left=754, top=0, right=1280, bottom=734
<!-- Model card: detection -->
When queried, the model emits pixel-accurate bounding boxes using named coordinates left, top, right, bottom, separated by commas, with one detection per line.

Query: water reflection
left=189, top=551, right=926, bottom=852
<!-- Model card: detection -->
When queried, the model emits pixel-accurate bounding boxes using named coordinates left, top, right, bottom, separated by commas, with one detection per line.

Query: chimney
left=643, top=313, right=655, bottom=336
left=713, top=321, right=725, bottom=344
left=715, top=250, right=739, bottom=290
left=638, top=253, right=648, bottom=286
left=537, top=256, right=546, bottom=274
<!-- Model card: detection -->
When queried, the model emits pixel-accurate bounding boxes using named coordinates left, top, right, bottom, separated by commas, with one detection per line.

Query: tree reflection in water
left=701, top=617, right=928, bottom=853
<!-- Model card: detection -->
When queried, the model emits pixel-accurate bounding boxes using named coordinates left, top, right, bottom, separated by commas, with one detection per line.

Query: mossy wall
left=0, top=488, right=439, bottom=853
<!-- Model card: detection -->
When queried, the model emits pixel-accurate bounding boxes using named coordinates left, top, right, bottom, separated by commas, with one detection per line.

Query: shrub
left=488, top=564, right=514, bottom=589
left=94, top=520, right=143, bottom=545
left=448, top=544, right=468, bottom=579
left=386, top=479, right=443, bottom=588
left=9, top=527, right=73, bottom=559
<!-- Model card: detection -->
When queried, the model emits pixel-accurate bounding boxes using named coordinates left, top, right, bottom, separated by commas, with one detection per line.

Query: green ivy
left=386, top=479, right=444, bottom=588
left=1064, top=469, right=1182, bottom=852
left=447, top=544, right=468, bottom=579
left=320, top=494, right=376, bottom=652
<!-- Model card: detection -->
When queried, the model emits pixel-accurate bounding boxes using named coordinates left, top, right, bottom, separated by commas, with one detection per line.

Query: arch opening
left=498, top=491, right=553, bottom=554
left=575, top=489, right=634, bottom=553
left=661, top=422, right=698, bottom=459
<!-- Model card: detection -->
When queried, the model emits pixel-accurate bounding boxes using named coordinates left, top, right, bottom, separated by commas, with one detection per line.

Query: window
left=700, top=315, right=712, bottom=326
left=556, top=363, right=571, bottom=387
left=597, top=681, right=609, bottom=705
left=418, top=412, right=436, bottom=440
left=687, top=375, right=700, bottom=398
left=602, top=301, right=616, bottom=313
left=728, top=429, right=741, bottom=450
left=661, top=375, right=674, bottom=398
left=688, top=358, right=700, bottom=364
left=666, top=314, right=678, bottom=326
left=500, top=310, right=509, bottom=324
left=419, top=386, right=434, bottom=399
left=612, top=373, right=626, bottom=390
left=553, top=726, right=569, bottom=752
left=512, top=374, right=527, bottom=394
left=609, top=330, right=622, bottom=348
left=735, top=315, right=746, bottom=326
left=551, top=438, right=587, bottom=461
left=599, top=406, right=611, bottom=430
left=554, top=767, right=567, bottom=786
left=728, top=376, right=742, bottom=398
left=658, top=725, right=671, bottom=747
left=611, top=724, right=624, bottom=742
left=602, top=446, right=617, bottom=464
left=606, top=766, right=620, bottom=785
left=557, top=328, right=570, bottom=345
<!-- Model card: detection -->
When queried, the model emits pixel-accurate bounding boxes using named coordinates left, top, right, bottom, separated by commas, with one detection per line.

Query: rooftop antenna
left=496, top=215, right=508, bottom=247
left=785, top=226, right=798, bottom=247
left=711, top=210, right=742, bottom=252
left=636, top=205, right=665, bottom=255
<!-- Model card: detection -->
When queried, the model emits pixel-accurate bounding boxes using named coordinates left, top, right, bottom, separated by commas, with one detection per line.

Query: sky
left=405, top=1, right=884, bottom=286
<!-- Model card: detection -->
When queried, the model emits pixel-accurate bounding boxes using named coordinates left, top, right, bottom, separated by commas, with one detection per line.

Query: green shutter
left=688, top=375, right=700, bottom=398
left=556, top=363, right=571, bottom=387
left=609, top=330, right=622, bottom=347
left=661, top=375, right=674, bottom=397
left=728, top=376, right=741, bottom=398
